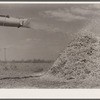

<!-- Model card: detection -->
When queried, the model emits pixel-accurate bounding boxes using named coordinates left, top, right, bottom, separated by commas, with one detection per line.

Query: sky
left=0, top=4, right=100, bottom=61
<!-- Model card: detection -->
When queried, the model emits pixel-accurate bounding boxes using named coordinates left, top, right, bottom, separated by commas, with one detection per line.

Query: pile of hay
left=49, top=33, right=100, bottom=84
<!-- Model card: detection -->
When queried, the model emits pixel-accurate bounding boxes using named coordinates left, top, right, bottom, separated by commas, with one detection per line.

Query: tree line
left=0, top=59, right=54, bottom=63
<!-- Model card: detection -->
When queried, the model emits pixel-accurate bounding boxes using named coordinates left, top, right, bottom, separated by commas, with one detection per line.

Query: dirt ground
left=0, top=62, right=54, bottom=88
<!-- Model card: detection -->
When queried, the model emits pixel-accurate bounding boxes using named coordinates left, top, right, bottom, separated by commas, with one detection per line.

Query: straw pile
left=49, top=33, right=100, bottom=83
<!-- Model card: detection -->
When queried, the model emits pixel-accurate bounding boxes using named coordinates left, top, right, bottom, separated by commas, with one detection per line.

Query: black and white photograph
left=0, top=3, right=100, bottom=89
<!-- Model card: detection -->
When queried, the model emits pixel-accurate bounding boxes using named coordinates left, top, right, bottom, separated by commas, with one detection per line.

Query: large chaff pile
left=49, top=33, right=100, bottom=83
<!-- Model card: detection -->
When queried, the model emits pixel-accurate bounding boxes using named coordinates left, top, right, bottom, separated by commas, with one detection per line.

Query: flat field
left=0, top=62, right=59, bottom=88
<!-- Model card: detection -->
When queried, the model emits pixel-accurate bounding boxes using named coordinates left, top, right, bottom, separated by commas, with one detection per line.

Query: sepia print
left=0, top=3, right=100, bottom=88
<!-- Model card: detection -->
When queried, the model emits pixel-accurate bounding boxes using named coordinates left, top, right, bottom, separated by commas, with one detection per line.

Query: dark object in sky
left=0, top=15, right=30, bottom=28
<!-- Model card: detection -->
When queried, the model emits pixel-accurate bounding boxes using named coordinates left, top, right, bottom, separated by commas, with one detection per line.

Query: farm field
left=0, top=62, right=53, bottom=77
left=0, top=62, right=56, bottom=88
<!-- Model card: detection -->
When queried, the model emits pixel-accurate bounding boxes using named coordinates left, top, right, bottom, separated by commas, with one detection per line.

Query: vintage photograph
left=0, top=3, right=100, bottom=88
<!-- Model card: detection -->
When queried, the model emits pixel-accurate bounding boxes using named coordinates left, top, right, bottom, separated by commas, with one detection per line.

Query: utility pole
left=4, top=48, right=6, bottom=62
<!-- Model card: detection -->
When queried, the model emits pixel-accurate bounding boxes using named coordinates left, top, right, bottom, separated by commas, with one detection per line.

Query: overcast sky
left=0, top=4, right=100, bottom=61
